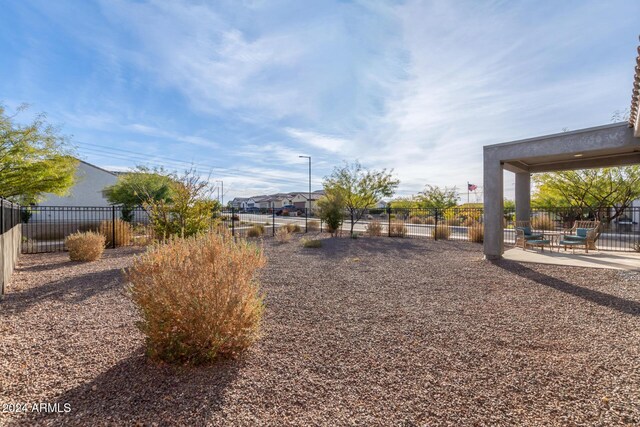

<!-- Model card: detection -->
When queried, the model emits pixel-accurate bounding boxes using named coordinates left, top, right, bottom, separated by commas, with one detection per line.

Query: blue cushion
left=516, top=226, right=532, bottom=235
left=564, top=235, right=586, bottom=242
left=524, top=234, right=544, bottom=240
left=576, top=228, right=589, bottom=237
left=559, top=240, right=584, bottom=246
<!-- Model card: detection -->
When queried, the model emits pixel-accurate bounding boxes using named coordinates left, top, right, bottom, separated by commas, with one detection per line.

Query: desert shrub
left=65, top=231, right=106, bottom=262
left=409, top=216, right=423, bottom=224
left=432, top=224, right=450, bottom=240
left=132, top=224, right=154, bottom=246
left=281, top=211, right=290, bottom=216
left=445, top=218, right=462, bottom=226
left=247, top=224, right=265, bottom=238
left=389, top=221, right=407, bottom=237
left=127, top=231, right=265, bottom=364
left=286, top=223, right=301, bottom=233
left=468, top=224, right=484, bottom=243
left=424, top=217, right=436, bottom=225
left=632, top=242, right=640, bottom=253
left=307, top=220, right=320, bottom=232
left=302, top=238, right=322, bottom=248
left=317, top=194, right=344, bottom=236
left=367, top=220, right=383, bottom=237
left=462, top=217, right=477, bottom=227
left=531, top=216, right=555, bottom=231
left=99, top=219, right=133, bottom=247
left=275, top=227, right=292, bottom=243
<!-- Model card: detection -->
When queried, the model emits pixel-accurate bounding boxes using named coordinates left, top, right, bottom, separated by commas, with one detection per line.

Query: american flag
left=468, top=183, right=478, bottom=191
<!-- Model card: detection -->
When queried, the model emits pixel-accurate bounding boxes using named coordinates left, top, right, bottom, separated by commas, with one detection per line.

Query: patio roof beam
left=525, top=151, right=640, bottom=173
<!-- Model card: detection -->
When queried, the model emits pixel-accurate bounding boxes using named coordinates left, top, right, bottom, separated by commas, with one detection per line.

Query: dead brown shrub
left=65, top=231, right=106, bottom=262
left=468, top=224, right=484, bottom=243
left=367, top=220, right=383, bottom=237
left=389, top=221, right=407, bottom=237
left=98, top=219, right=133, bottom=247
left=531, top=216, right=555, bottom=231
left=432, top=224, right=451, bottom=240
left=275, top=227, right=292, bottom=243
left=126, top=231, right=265, bottom=364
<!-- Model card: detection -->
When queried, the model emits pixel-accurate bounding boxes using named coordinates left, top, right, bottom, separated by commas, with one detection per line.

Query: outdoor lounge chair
left=558, top=220, right=601, bottom=253
left=515, top=221, right=545, bottom=249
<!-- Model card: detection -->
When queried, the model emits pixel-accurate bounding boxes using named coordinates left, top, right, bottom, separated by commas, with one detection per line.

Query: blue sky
left=1, top=0, right=638, bottom=201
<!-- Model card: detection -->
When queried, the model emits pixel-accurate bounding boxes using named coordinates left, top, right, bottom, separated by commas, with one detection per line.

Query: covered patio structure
left=482, top=40, right=640, bottom=260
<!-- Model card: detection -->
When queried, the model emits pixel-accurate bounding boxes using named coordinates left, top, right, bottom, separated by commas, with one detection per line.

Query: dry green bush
left=275, top=226, right=292, bottom=243
left=468, top=224, right=484, bottom=243
left=409, top=216, right=423, bottom=224
left=531, top=216, right=555, bottom=231
left=302, top=238, right=322, bottom=248
left=65, top=231, right=106, bottom=261
left=286, top=223, right=301, bottom=233
left=389, top=221, right=407, bottom=237
left=126, top=231, right=265, bottom=364
left=99, top=219, right=133, bottom=247
left=432, top=224, right=451, bottom=240
left=247, top=224, right=265, bottom=238
left=307, top=220, right=320, bottom=232
left=367, top=220, right=383, bottom=237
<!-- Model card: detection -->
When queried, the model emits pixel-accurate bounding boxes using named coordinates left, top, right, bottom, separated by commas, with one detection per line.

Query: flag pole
left=467, top=182, right=470, bottom=204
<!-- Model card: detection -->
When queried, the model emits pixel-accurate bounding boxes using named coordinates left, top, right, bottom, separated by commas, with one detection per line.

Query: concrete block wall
left=1, top=225, right=22, bottom=297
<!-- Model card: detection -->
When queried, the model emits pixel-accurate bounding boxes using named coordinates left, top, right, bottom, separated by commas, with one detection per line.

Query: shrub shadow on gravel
left=495, top=260, right=640, bottom=316
left=2, top=268, right=125, bottom=315
left=20, top=350, right=243, bottom=426
left=300, top=236, right=430, bottom=259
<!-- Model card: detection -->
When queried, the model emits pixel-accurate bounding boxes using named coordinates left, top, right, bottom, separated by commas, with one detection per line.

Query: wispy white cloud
left=5, top=0, right=637, bottom=202
left=284, top=128, right=349, bottom=153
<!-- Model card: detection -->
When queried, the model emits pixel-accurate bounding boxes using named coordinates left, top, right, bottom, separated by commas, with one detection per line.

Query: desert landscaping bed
left=1, top=236, right=639, bottom=426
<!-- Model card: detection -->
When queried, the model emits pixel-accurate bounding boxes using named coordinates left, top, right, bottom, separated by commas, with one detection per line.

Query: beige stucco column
left=515, top=172, right=531, bottom=222
left=483, top=154, right=504, bottom=259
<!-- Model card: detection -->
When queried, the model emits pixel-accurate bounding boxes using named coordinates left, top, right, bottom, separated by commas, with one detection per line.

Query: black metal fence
left=1, top=199, right=21, bottom=234
left=19, top=205, right=640, bottom=253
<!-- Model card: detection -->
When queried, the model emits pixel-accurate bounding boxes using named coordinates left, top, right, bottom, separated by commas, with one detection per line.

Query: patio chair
left=558, top=220, right=601, bottom=253
left=514, top=221, right=545, bottom=249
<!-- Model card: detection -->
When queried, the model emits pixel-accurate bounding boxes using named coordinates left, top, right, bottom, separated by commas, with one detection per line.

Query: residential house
left=39, top=160, right=118, bottom=207
left=230, top=197, right=251, bottom=210
left=292, top=190, right=324, bottom=211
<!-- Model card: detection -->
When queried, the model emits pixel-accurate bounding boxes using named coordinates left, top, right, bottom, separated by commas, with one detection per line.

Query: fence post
left=111, top=205, right=116, bottom=249
left=231, top=207, right=235, bottom=237
left=1, top=199, right=4, bottom=235
left=434, top=208, right=438, bottom=241
left=387, top=206, right=391, bottom=237
left=305, top=207, right=308, bottom=233
left=272, top=209, right=275, bottom=236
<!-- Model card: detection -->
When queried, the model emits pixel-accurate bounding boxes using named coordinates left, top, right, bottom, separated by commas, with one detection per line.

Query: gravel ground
left=1, top=236, right=639, bottom=426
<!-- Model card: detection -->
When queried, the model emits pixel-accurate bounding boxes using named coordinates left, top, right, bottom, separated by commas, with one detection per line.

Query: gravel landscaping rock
left=1, top=237, right=638, bottom=426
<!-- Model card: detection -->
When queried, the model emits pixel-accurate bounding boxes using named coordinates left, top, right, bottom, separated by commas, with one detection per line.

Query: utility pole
left=298, top=155, right=311, bottom=212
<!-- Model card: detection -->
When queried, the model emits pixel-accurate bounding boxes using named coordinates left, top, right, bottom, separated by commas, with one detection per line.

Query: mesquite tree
left=323, top=161, right=399, bottom=235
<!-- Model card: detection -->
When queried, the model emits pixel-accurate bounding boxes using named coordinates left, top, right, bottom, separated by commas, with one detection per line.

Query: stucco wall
left=39, top=161, right=118, bottom=207
left=1, top=225, right=22, bottom=296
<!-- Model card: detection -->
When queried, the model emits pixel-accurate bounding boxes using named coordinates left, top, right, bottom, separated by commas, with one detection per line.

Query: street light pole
left=215, top=180, right=224, bottom=206
left=299, top=155, right=311, bottom=229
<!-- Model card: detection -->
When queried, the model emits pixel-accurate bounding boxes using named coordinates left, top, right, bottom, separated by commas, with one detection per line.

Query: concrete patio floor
left=503, top=247, right=640, bottom=271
